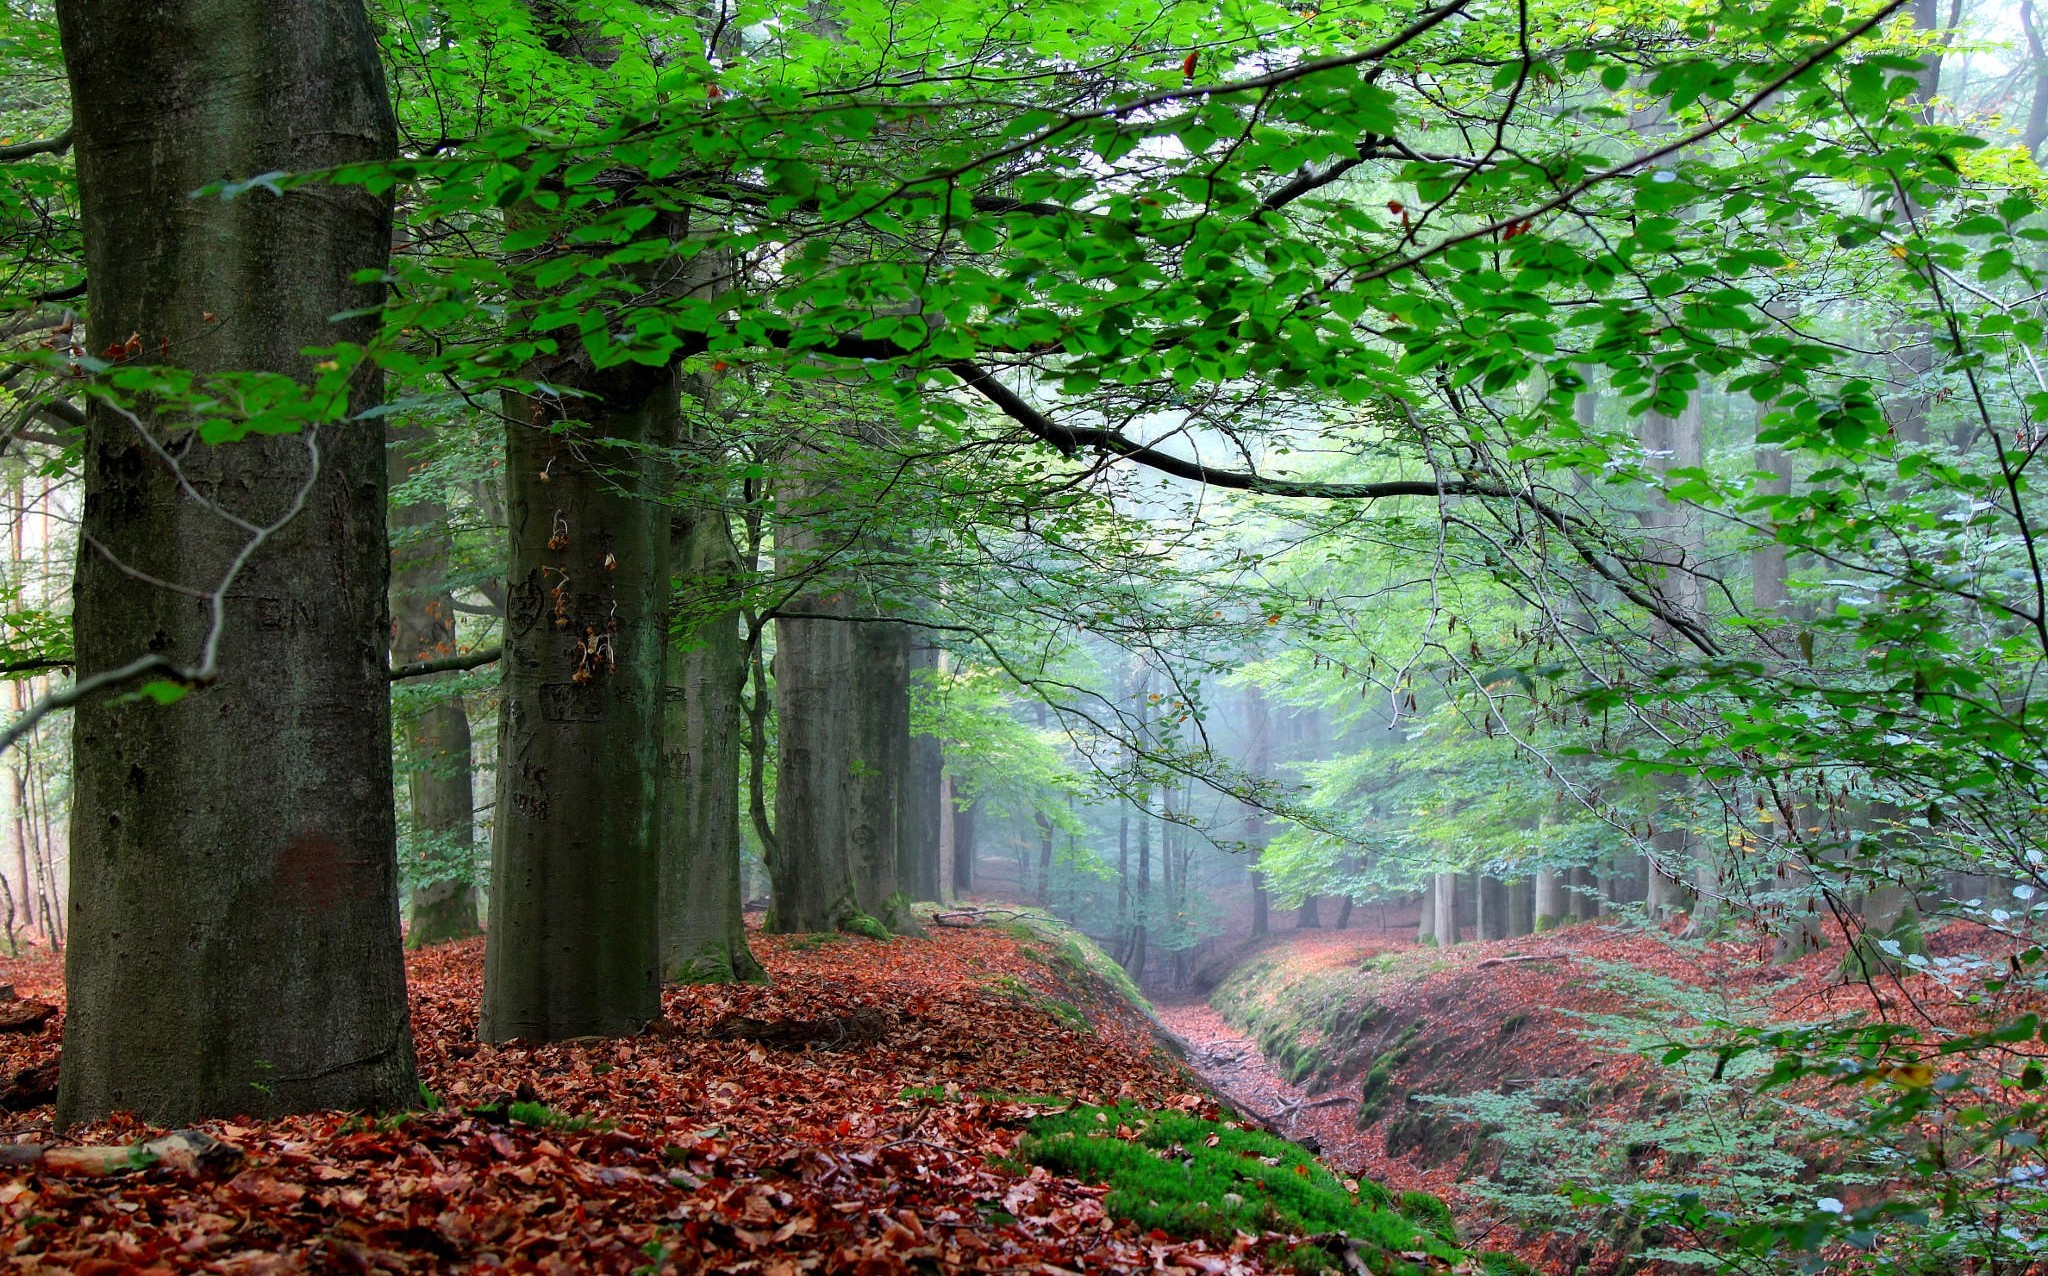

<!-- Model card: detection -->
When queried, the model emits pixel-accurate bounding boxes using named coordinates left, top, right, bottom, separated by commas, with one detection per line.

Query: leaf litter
left=0, top=920, right=1454, bottom=1273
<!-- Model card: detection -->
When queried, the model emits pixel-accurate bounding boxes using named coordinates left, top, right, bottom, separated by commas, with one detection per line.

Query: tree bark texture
left=1533, top=868, right=1565, bottom=931
left=902, top=638, right=944, bottom=901
left=480, top=373, right=675, bottom=1041
left=659, top=506, right=763, bottom=983
left=57, top=0, right=414, bottom=1125
left=1432, top=872, right=1459, bottom=946
left=768, top=598, right=862, bottom=931
left=390, top=429, right=480, bottom=947
left=1478, top=874, right=1509, bottom=941
left=850, top=619, right=916, bottom=931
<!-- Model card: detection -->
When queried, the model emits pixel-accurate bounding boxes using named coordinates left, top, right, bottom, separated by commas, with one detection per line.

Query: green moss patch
left=1019, top=1104, right=1459, bottom=1273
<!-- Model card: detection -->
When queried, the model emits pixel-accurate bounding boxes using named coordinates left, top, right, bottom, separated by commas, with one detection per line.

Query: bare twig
left=0, top=406, right=324, bottom=757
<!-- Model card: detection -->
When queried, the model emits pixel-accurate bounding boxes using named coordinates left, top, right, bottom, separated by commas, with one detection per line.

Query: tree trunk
left=57, top=0, right=415, bottom=1124
left=1569, top=865, right=1601, bottom=921
left=1035, top=813, right=1055, bottom=906
left=1245, top=684, right=1271, bottom=938
left=390, top=429, right=480, bottom=948
left=1297, top=895, right=1322, bottom=929
left=953, top=793, right=978, bottom=896
left=850, top=618, right=917, bottom=932
left=902, top=638, right=944, bottom=901
left=1534, top=869, right=1566, bottom=931
left=1432, top=872, right=1459, bottom=947
left=659, top=507, right=763, bottom=983
left=936, top=768, right=958, bottom=905
left=480, top=372, right=676, bottom=1040
left=1416, top=883, right=1437, bottom=945
left=1507, top=877, right=1534, bottom=936
left=767, top=602, right=863, bottom=932
left=1478, top=875, right=1509, bottom=941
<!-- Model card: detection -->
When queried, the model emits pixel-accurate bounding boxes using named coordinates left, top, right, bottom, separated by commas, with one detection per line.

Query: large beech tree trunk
left=56, top=0, right=415, bottom=1124
left=480, top=372, right=676, bottom=1040
left=769, top=600, right=862, bottom=931
left=850, top=619, right=916, bottom=932
left=659, top=506, right=763, bottom=983
left=390, top=429, right=480, bottom=948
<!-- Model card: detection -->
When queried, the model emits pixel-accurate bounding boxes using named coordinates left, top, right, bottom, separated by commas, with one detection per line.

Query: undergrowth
left=1018, top=1103, right=1461, bottom=1273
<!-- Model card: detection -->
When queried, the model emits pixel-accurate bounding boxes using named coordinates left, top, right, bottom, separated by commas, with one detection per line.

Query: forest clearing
left=3, top=0, right=2048, bottom=1269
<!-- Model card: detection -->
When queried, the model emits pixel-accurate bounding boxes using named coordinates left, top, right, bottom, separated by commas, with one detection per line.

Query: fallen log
left=0, top=1060, right=57, bottom=1111
left=709, top=1007, right=890, bottom=1051
left=1474, top=953, right=1568, bottom=969
left=0, top=990, right=56, bottom=1033
left=930, top=908, right=1032, bottom=928
left=0, top=1128, right=236, bottom=1176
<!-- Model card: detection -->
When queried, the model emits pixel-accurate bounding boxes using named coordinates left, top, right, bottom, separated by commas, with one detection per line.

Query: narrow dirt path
left=1152, top=996, right=1429, bottom=1193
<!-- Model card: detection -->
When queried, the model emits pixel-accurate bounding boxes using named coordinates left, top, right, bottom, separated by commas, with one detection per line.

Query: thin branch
left=389, top=646, right=502, bottom=681
left=0, top=129, right=72, bottom=162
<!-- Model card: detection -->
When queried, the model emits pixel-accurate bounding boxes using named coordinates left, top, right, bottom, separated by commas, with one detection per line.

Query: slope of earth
left=1165, top=918, right=2046, bottom=1276
left=0, top=912, right=1475, bottom=1274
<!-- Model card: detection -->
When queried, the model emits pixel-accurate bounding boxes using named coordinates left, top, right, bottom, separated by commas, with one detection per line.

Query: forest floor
left=0, top=911, right=1479, bottom=1274
left=1154, top=915, right=2046, bottom=1276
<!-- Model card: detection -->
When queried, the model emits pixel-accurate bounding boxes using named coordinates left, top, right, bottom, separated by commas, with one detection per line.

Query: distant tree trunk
left=1334, top=896, right=1353, bottom=930
left=952, top=794, right=978, bottom=895
left=1478, top=875, right=1509, bottom=941
left=390, top=429, right=480, bottom=948
left=936, top=768, right=958, bottom=904
left=1569, top=866, right=1601, bottom=921
left=1770, top=856, right=1830, bottom=965
left=1297, top=896, right=1322, bottom=929
left=1534, top=869, right=1566, bottom=931
left=57, top=0, right=416, bottom=1124
left=1035, top=813, right=1055, bottom=906
left=1115, top=805, right=1130, bottom=948
left=1129, top=789, right=1150, bottom=981
left=1245, top=684, right=1271, bottom=937
left=1432, top=873, right=1459, bottom=946
left=2024, top=0, right=2048, bottom=157
left=850, top=619, right=917, bottom=932
left=767, top=601, right=862, bottom=932
left=902, top=638, right=944, bottom=901
left=1417, top=881, right=1437, bottom=945
left=1507, top=878, right=1534, bottom=936
left=658, top=506, right=764, bottom=984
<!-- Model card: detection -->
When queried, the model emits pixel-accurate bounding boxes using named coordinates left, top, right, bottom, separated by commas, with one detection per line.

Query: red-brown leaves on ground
left=0, top=923, right=1296, bottom=1273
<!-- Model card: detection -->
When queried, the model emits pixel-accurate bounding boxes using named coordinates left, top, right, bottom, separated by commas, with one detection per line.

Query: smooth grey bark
left=1244, top=683, right=1272, bottom=937
left=480, top=375, right=675, bottom=1040
left=902, top=638, right=944, bottom=901
left=767, top=597, right=862, bottom=932
left=1641, top=394, right=1705, bottom=920
left=391, top=429, right=480, bottom=948
left=1569, top=865, right=1602, bottom=921
left=1478, top=874, right=1509, bottom=941
left=1507, top=877, right=1534, bottom=937
left=1296, top=895, right=1322, bottom=929
left=850, top=617, right=917, bottom=932
left=953, top=791, right=979, bottom=895
left=479, top=1, right=681, bottom=1042
left=659, top=506, right=763, bottom=984
left=1533, top=868, right=1566, bottom=931
left=1432, top=872, right=1459, bottom=947
left=56, top=0, right=414, bottom=1125
left=1416, top=881, right=1437, bottom=944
